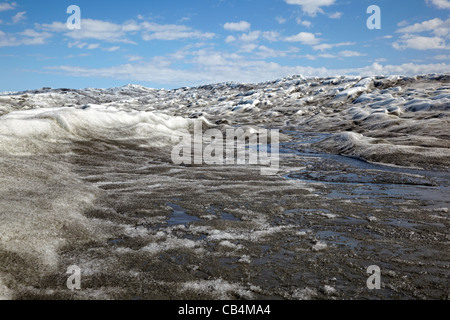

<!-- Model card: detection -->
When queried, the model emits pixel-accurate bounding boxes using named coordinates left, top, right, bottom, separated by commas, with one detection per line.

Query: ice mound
left=180, top=279, right=259, bottom=299
left=315, top=132, right=450, bottom=168
left=0, top=105, right=192, bottom=155
left=335, top=77, right=374, bottom=99
left=292, top=287, right=318, bottom=300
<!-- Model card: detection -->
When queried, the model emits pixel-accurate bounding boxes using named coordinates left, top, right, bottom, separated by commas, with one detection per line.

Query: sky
left=0, top=0, right=449, bottom=91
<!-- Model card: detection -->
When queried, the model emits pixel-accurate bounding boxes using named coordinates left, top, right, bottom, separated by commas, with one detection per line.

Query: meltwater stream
left=282, top=132, right=449, bottom=210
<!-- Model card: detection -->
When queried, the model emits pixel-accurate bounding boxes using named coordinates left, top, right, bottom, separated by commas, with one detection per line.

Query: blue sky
left=0, top=0, right=449, bottom=91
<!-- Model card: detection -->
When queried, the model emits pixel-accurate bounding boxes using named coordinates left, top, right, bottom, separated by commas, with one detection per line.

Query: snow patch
left=180, top=279, right=258, bottom=299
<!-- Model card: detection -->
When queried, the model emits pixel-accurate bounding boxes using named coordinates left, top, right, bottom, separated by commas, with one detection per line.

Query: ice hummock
left=0, top=104, right=194, bottom=155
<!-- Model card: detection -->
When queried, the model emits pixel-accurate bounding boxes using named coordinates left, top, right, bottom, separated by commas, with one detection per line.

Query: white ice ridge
left=0, top=105, right=192, bottom=155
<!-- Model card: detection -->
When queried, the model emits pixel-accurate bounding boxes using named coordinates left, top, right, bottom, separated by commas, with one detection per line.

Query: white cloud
left=0, top=28, right=52, bottom=47
left=239, top=43, right=258, bottom=53
left=328, top=12, right=343, bottom=19
left=65, top=53, right=91, bottom=59
left=393, top=35, right=448, bottom=50
left=257, top=45, right=284, bottom=58
left=338, top=50, right=365, bottom=57
left=239, top=31, right=260, bottom=42
left=255, top=46, right=299, bottom=58
left=223, top=21, right=251, bottom=32
left=226, top=30, right=279, bottom=48
left=44, top=52, right=449, bottom=87
left=141, top=22, right=215, bottom=41
left=0, top=31, right=15, bottom=47
left=312, top=43, right=332, bottom=51
left=425, top=0, right=450, bottom=9
left=302, top=50, right=364, bottom=59
left=285, top=32, right=320, bottom=45
left=39, top=19, right=215, bottom=43
left=0, top=2, right=15, bottom=12
left=262, top=31, right=281, bottom=42
left=225, top=35, right=236, bottom=43
left=318, top=53, right=336, bottom=59
left=285, top=0, right=336, bottom=16
left=105, top=46, right=120, bottom=52
left=179, top=16, right=191, bottom=23
left=303, top=54, right=317, bottom=60
left=396, top=18, right=450, bottom=37
left=393, top=18, right=450, bottom=50
left=122, top=21, right=140, bottom=32
left=68, top=41, right=80, bottom=48
left=68, top=41, right=87, bottom=49
left=191, top=50, right=231, bottom=66
left=68, top=41, right=107, bottom=50
left=434, top=54, right=450, bottom=60
left=313, top=41, right=354, bottom=51
left=11, top=11, right=26, bottom=24
left=276, top=16, right=287, bottom=24
left=359, top=62, right=450, bottom=75
left=296, top=18, right=312, bottom=28
left=374, top=57, right=388, bottom=63
left=41, top=19, right=132, bottom=43
left=39, top=21, right=67, bottom=32
left=125, top=55, right=143, bottom=62
left=142, top=29, right=214, bottom=41
left=87, top=43, right=100, bottom=50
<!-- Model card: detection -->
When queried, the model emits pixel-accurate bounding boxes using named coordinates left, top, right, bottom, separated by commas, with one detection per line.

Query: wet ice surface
left=0, top=74, right=449, bottom=300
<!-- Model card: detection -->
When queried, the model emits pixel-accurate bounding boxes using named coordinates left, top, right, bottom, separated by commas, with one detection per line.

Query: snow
left=292, top=287, right=318, bottom=300
left=238, top=255, right=252, bottom=264
left=219, top=240, right=243, bottom=250
left=312, top=241, right=328, bottom=252
left=0, top=105, right=193, bottom=155
left=180, top=279, right=258, bottom=299
left=141, top=236, right=202, bottom=255
left=323, top=285, right=337, bottom=295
